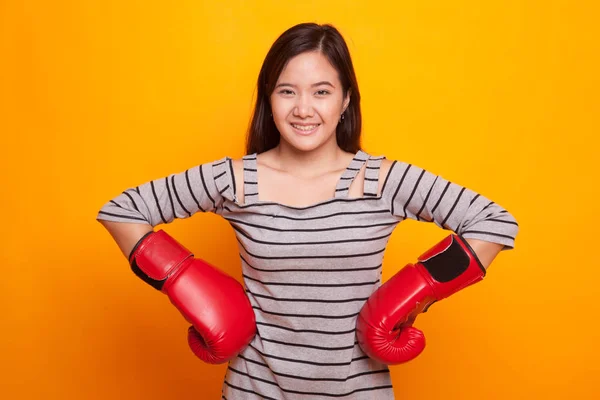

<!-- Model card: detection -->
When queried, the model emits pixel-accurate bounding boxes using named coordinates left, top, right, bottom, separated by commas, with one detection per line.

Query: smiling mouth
left=291, top=123, right=321, bottom=133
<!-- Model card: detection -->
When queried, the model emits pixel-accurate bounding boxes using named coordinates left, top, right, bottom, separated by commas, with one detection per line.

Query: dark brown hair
left=246, top=23, right=362, bottom=155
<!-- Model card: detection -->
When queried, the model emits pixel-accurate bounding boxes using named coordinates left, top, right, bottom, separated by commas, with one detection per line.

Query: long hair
left=246, top=23, right=362, bottom=155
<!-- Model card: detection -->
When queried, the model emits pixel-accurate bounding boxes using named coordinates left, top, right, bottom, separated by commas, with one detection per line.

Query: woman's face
left=270, top=51, right=350, bottom=153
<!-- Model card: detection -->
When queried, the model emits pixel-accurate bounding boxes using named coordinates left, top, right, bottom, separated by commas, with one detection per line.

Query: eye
left=316, top=90, right=330, bottom=96
left=278, top=89, right=294, bottom=95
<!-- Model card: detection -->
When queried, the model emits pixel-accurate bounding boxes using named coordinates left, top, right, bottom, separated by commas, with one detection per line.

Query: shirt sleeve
left=382, top=160, right=520, bottom=250
left=95, top=157, right=235, bottom=227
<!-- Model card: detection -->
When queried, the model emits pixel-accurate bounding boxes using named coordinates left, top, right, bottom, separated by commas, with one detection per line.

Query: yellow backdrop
left=2, top=0, right=598, bottom=399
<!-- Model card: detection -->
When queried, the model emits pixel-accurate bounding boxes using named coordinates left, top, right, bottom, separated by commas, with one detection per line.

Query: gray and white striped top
left=96, top=149, right=519, bottom=399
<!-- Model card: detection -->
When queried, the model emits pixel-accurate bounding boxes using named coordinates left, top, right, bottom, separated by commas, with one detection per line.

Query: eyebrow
left=275, top=81, right=335, bottom=89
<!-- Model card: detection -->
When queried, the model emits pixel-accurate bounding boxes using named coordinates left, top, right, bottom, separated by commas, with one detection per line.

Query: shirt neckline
left=239, top=149, right=372, bottom=209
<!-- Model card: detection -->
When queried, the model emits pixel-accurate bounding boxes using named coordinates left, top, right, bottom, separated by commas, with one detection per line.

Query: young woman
left=97, top=22, right=519, bottom=399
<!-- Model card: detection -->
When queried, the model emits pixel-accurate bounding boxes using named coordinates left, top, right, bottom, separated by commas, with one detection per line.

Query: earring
left=339, top=112, right=345, bottom=124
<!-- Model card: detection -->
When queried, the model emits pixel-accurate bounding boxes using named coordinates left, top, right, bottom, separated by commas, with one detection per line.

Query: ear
left=342, top=89, right=352, bottom=113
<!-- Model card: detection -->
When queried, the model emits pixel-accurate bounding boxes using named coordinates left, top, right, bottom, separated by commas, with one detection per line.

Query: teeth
left=292, top=124, right=319, bottom=131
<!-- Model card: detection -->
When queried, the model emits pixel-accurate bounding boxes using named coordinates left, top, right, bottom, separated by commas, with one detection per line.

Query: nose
left=293, top=94, right=314, bottom=118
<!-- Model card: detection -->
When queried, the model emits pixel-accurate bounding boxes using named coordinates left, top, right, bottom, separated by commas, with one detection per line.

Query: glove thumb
left=187, top=325, right=223, bottom=365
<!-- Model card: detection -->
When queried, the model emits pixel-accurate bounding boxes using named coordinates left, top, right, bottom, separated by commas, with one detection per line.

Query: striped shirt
left=96, top=149, right=519, bottom=399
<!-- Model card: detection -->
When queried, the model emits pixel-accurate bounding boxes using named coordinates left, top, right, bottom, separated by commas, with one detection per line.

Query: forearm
left=465, top=238, right=504, bottom=270
left=98, top=220, right=153, bottom=260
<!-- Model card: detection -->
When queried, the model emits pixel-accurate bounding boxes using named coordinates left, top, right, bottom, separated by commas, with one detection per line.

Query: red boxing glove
left=129, top=229, right=256, bottom=364
left=356, top=234, right=485, bottom=364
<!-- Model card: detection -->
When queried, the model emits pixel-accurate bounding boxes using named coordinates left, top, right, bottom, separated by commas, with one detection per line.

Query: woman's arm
left=97, top=220, right=153, bottom=260
left=465, top=238, right=504, bottom=270
left=382, top=159, right=520, bottom=251
left=96, top=158, right=233, bottom=259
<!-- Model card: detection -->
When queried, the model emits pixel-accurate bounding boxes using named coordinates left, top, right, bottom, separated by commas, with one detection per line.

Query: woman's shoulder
left=379, top=157, right=394, bottom=175
left=207, top=154, right=250, bottom=171
left=355, top=150, right=396, bottom=197
left=362, top=151, right=394, bottom=180
left=228, top=153, right=258, bottom=176
left=228, top=154, right=258, bottom=204
left=372, top=157, right=394, bottom=197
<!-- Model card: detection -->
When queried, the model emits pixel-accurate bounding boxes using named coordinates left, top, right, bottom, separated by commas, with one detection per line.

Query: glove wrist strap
left=129, top=229, right=194, bottom=291
left=416, top=234, right=486, bottom=301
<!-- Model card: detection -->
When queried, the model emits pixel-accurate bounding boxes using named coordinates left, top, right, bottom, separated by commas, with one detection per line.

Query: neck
left=273, top=141, right=349, bottom=178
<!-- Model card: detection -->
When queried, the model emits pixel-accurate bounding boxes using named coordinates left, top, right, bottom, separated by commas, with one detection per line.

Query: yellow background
left=2, top=0, right=598, bottom=399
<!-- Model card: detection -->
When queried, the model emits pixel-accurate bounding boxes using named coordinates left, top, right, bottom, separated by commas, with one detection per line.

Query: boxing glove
left=356, top=234, right=485, bottom=364
left=128, top=229, right=256, bottom=364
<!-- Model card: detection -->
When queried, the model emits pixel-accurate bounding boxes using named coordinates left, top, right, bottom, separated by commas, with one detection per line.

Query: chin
left=283, top=135, right=337, bottom=154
